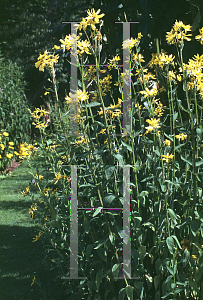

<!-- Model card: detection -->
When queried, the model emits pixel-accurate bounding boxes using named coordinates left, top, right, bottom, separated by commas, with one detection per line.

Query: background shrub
left=0, top=49, right=32, bottom=167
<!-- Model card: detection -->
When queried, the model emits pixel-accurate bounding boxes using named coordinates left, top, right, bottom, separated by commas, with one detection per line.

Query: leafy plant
left=21, top=10, right=203, bottom=299
left=0, top=49, right=32, bottom=171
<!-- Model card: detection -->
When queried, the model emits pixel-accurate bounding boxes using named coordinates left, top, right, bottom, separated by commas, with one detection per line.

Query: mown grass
left=0, top=157, right=65, bottom=300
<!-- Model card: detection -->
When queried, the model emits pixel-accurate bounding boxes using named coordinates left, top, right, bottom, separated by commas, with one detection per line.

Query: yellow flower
left=168, top=70, right=176, bottom=81
left=145, top=118, right=161, bottom=134
left=164, top=139, right=171, bottom=146
left=35, top=51, right=59, bottom=72
left=149, top=52, right=174, bottom=69
left=176, top=133, right=187, bottom=141
left=135, top=103, right=142, bottom=110
left=6, top=153, right=13, bottom=159
left=3, top=132, right=9, bottom=136
left=192, top=255, right=197, bottom=261
left=77, top=40, right=91, bottom=56
left=98, top=128, right=106, bottom=135
left=74, top=8, right=105, bottom=32
left=0, top=144, right=5, bottom=150
left=32, top=231, right=43, bottom=242
left=176, top=74, right=182, bottom=81
left=14, top=151, right=20, bottom=156
left=35, top=174, right=44, bottom=180
left=31, top=276, right=36, bottom=286
left=21, top=186, right=30, bottom=196
left=122, top=38, right=137, bottom=50
left=140, top=87, right=158, bottom=98
left=192, top=53, right=203, bottom=64
left=8, top=142, right=14, bottom=146
left=166, top=20, right=192, bottom=45
left=43, top=187, right=51, bottom=196
left=162, top=153, right=174, bottom=163
left=65, top=89, right=89, bottom=104
left=195, top=27, right=203, bottom=45
left=35, top=122, right=49, bottom=129
left=86, top=8, right=105, bottom=23
left=53, top=45, right=60, bottom=50
left=132, top=53, right=145, bottom=64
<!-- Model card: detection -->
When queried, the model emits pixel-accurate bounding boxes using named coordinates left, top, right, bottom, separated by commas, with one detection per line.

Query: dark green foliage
left=0, top=49, right=31, bottom=155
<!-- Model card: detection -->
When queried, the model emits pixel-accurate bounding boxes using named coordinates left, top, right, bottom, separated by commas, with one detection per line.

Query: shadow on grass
left=0, top=159, right=67, bottom=300
left=0, top=225, right=65, bottom=300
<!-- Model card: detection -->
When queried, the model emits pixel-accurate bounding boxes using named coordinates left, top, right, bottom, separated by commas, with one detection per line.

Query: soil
left=3, top=159, right=21, bottom=174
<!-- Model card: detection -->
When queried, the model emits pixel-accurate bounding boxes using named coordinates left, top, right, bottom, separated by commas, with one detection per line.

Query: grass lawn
left=0, top=158, right=66, bottom=300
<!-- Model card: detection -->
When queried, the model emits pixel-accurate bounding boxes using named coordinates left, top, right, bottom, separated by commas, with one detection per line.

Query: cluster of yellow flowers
left=0, top=131, right=21, bottom=163
left=97, top=97, right=122, bottom=121
left=35, top=50, right=59, bottom=72
left=149, top=51, right=175, bottom=69
left=166, top=20, right=203, bottom=47
left=28, top=202, right=37, bottom=218
left=122, top=33, right=143, bottom=52
left=28, top=106, right=50, bottom=130
left=180, top=53, right=203, bottom=98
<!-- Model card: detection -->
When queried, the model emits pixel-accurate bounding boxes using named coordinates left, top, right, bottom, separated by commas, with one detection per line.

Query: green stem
left=180, top=48, right=197, bottom=221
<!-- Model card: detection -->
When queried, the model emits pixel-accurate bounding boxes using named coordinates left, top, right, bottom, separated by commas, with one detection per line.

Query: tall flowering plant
left=22, top=12, right=203, bottom=299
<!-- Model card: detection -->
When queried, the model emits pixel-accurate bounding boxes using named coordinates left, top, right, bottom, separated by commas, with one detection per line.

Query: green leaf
left=94, top=237, right=109, bottom=249
left=142, top=222, right=155, bottom=231
left=164, top=132, right=173, bottom=142
left=161, top=291, right=174, bottom=298
left=132, top=162, right=146, bottom=173
left=83, top=221, right=90, bottom=233
left=112, top=263, right=120, bottom=277
left=154, top=149, right=160, bottom=157
left=166, top=265, right=174, bottom=275
left=138, top=191, right=148, bottom=207
left=79, top=184, right=96, bottom=188
left=93, top=207, right=103, bottom=217
left=166, top=236, right=175, bottom=254
left=105, top=165, right=115, bottom=180
left=104, top=290, right=111, bottom=300
left=173, top=112, right=178, bottom=121
left=165, top=180, right=180, bottom=187
left=125, top=285, right=133, bottom=300
left=118, top=229, right=123, bottom=239
left=86, top=244, right=94, bottom=259
left=191, top=9, right=201, bottom=32
left=160, top=184, right=167, bottom=192
left=196, top=127, right=202, bottom=136
left=97, top=248, right=107, bottom=263
left=109, top=233, right=115, bottom=245
left=96, top=269, right=103, bottom=289
left=181, top=155, right=193, bottom=166
left=118, top=288, right=126, bottom=300
left=95, top=44, right=102, bottom=56
left=171, top=235, right=182, bottom=250
left=77, top=79, right=82, bottom=87
left=175, top=143, right=185, bottom=151
left=138, top=245, right=146, bottom=260
left=47, top=139, right=52, bottom=145
left=155, top=258, right=162, bottom=275
left=165, top=275, right=173, bottom=283
left=190, top=221, right=199, bottom=236
left=121, top=140, right=133, bottom=152
left=86, top=101, right=101, bottom=108
left=104, top=194, right=116, bottom=205
left=113, top=153, right=124, bottom=166
left=167, top=208, right=178, bottom=222
left=88, top=46, right=95, bottom=56
left=195, top=160, right=203, bottom=167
